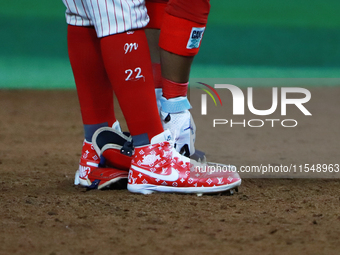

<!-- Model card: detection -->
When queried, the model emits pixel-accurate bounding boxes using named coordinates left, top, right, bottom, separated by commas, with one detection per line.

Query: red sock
left=162, top=78, right=188, bottom=99
left=67, top=25, right=116, bottom=126
left=100, top=30, right=163, bottom=139
left=152, top=63, right=162, bottom=88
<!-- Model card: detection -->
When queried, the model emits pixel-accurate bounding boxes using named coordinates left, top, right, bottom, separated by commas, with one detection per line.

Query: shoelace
left=164, top=136, right=208, bottom=172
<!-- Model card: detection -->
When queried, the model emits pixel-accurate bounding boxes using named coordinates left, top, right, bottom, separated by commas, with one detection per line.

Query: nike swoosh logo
left=131, top=165, right=179, bottom=182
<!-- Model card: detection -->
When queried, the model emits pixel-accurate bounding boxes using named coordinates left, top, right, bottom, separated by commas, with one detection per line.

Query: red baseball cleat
left=76, top=140, right=101, bottom=187
left=92, top=127, right=133, bottom=171
left=74, top=121, right=129, bottom=189
left=75, top=140, right=128, bottom=189
left=128, top=130, right=241, bottom=195
left=87, top=167, right=128, bottom=190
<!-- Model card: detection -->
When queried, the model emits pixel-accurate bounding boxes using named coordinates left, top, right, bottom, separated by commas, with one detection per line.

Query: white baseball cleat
left=160, top=109, right=196, bottom=157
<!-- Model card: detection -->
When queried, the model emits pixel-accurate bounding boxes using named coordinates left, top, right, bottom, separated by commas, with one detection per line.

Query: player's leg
left=145, top=0, right=209, bottom=87
left=63, top=0, right=238, bottom=195
left=63, top=0, right=129, bottom=188
left=67, top=25, right=117, bottom=140
left=159, top=0, right=210, bottom=156
left=100, top=30, right=163, bottom=140
left=63, top=0, right=126, bottom=186
left=85, top=0, right=241, bottom=195
left=82, top=0, right=163, bottom=139
left=63, top=0, right=164, bottom=189
left=145, top=0, right=168, bottom=111
left=145, top=0, right=210, bottom=157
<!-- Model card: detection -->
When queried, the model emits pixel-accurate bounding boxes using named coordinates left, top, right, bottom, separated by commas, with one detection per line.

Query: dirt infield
left=0, top=89, right=339, bottom=255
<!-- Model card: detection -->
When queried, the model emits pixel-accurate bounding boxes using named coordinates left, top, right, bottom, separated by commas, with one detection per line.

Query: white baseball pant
left=62, top=0, right=149, bottom=37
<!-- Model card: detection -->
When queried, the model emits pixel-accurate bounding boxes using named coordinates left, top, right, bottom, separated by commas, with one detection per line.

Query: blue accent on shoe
left=84, top=122, right=108, bottom=142
left=99, top=156, right=106, bottom=167
left=160, top=96, right=191, bottom=113
left=121, top=141, right=134, bottom=156
left=88, top=179, right=101, bottom=190
left=132, top=133, right=150, bottom=146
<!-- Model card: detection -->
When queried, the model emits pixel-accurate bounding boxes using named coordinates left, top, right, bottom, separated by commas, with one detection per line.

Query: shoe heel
left=74, top=170, right=80, bottom=185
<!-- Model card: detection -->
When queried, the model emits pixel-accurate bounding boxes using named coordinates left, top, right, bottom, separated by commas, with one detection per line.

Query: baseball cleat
left=92, top=127, right=133, bottom=170
left=196, top=185, right=239, bottom=196
left=74, top=140, right=129, bottom=189
left=161, top=109, right=196, bottom=157
left=75, top=140, right=101, bottom=187
left=190, top=149, right=206, bottom=163
left=87, top=167, right=128, bottom=190
left=159, top=96, right=197, bottom=157
left=159, top=95, right=206, bottom=162
left=74, top=121, right=129, bottom=189
left=161, top=109, right=207, bottom=162
left=127, top=130, right=241, bottom=195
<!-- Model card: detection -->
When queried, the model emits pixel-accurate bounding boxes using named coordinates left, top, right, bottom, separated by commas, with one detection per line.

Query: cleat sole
left=127, top=179, right=241, bottom=195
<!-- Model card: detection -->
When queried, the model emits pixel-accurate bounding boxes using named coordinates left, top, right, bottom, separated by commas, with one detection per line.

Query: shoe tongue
left=150, top=129, right=172, bottom=144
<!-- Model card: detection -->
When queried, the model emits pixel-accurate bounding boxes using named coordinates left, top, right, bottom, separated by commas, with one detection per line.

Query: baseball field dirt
left=0, top=89, right=339, bottom=255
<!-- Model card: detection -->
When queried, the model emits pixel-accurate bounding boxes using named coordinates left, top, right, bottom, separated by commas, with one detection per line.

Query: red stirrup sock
left=100, top=30, right=163, bottom=140
left=67, top=25, right=116, bottom=128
